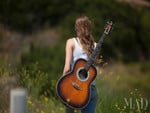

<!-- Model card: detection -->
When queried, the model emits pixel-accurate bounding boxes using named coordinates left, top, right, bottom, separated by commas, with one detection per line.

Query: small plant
left=18, top=63, right=49, bottom=99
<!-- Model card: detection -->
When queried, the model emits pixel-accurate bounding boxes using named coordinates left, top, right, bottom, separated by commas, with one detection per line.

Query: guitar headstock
left=104, top=20, right=113, bottom=35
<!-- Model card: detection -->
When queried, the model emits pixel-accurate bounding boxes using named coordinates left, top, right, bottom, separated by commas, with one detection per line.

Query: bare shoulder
left=66, top=38, right=75, bottom=47
left=67, top=38, right=74, bottom=43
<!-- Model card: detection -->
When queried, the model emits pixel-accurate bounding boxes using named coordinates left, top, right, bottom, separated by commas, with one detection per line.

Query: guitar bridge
left=71, top=81, right=82, bottom=91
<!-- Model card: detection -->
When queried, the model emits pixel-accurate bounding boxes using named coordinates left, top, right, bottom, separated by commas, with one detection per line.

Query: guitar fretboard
left=84, top=33, right=106, bottom=71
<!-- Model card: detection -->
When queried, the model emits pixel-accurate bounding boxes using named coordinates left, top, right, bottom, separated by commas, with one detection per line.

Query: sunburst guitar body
left=56, top=59, right=97, bottom=109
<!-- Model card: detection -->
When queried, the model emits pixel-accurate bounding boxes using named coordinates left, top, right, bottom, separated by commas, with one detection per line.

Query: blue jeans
left=66, top=85, right=97, bottom=113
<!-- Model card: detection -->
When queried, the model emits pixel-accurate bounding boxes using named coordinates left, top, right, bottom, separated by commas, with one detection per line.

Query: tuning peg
left=104, top=19, right=114, bottom=34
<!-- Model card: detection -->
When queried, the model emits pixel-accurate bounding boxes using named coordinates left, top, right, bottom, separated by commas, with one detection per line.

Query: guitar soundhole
left=78, top=69, right=88, bottom=81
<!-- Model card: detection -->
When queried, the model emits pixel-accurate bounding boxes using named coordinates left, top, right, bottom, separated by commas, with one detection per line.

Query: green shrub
left=140, top=62, right=150, bottom=73
left=18, top=44, right=65, bottom=97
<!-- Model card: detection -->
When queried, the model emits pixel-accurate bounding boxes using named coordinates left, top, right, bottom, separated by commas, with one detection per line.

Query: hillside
left=0, top=24, right=60, bottom=66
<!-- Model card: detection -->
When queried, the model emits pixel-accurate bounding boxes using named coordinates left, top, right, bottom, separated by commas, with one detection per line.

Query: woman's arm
left=63, top=39, right=74, bottom=75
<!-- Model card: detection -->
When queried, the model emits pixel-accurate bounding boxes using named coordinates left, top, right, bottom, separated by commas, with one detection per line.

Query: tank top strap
left=73, top=38, right=80, bottom=48
left=94, top=42, right=97, bottom=48
left=73, top=38, right=78, bottom=44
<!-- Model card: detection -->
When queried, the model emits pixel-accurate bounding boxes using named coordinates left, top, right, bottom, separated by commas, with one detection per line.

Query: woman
left=63, top=15, right=98, bottom=113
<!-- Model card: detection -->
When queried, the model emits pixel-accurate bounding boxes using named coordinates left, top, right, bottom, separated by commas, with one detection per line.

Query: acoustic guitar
left=56, top=21, right=113, bottom=109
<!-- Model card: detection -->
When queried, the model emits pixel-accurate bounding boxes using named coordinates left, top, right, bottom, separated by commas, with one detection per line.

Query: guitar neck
left=84, top=20, right=113, bottom=71
left=84, top=33, right=107, bottom=71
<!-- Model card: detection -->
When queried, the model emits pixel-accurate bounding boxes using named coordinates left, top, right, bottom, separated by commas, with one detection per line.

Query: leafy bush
left=18, top=44, right=65, bottom=97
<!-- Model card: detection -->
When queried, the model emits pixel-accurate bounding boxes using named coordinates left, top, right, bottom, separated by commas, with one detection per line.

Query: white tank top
left=72, top=38, right=89, bottom=65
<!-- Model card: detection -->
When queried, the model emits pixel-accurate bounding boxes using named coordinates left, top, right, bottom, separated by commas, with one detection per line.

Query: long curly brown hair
left=75, top=16, right=95, bottom=57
